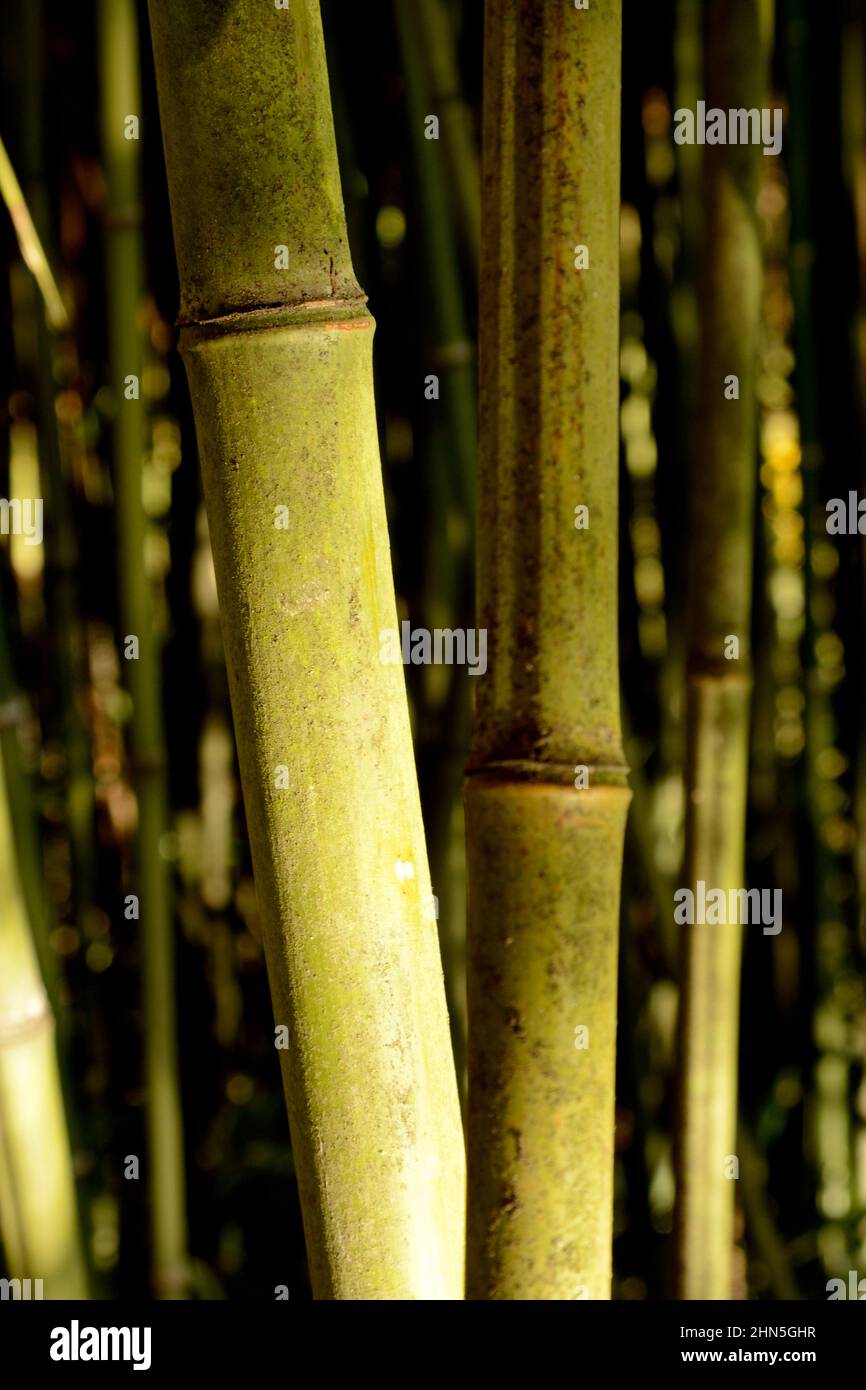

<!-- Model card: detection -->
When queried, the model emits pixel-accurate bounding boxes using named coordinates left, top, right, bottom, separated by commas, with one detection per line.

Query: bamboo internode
left=465, top=0, right=629, bottom=1300
left=148, top=0, right=465, bottom=1299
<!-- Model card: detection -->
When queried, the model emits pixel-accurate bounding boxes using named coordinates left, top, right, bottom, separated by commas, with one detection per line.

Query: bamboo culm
left=0, top=748, right=88, bottom=1299
left=100, top=0, right=189, bottom=1298
left=147, top=0, right=465, bottom=1299
left=673, top=0, right=767, bottom=1300
left=465, top=0, right=628, bottom=1300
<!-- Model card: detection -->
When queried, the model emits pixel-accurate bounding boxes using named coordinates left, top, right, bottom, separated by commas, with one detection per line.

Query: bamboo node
left=466, top=758, right=630, bottom=788
left=178, top=295, right=370, bottom=340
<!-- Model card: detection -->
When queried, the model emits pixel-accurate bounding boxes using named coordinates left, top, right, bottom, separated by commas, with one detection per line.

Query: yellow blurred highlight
left=376, top=205, right=406, bottom=249
left=8, top=419, right=44, bottom=583
left=226, top=1073, right=254, bottom=1105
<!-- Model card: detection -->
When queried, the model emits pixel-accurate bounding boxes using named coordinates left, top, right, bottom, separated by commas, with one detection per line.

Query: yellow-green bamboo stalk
left=465, top=0, right=628, bottom=1300
left=18, top=0, right=95, bottom=988
left=99, top=0, right=189, bottom=1297
left=147, top=0, right=464, bottom=1299
left=0, top=133, right=67, bottom=331
left=412, top=0, right=481, bottom=277
left=673, top=0, right=768, bottom=1300
left=393, top=0, right=477, bottom=1095
left=394, top=0, right=476, bottom=534
left=0, top=749, right=87, bottom=1298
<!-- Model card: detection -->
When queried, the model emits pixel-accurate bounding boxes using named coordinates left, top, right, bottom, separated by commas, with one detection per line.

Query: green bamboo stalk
left=394, top=0, right=476, bottom=536
left=393, top=0, right=477, bottom=1095
left=18, top=0, right=96, bottom=957
left=786, top=0, right=859, bottom=1274
left=99, top=0, right=189, bottom=1297
left=146, top=0, right=464, bottom=1299
left=0, top=590, right=60, bottom=1021
left=673, top=0, right=768, bottom=1300
left=0, top=134, right=67, bottom=332
left=0, top=747, right=87, bottom=1298
left=465, top=0, right=628, bottom=1300
left=410, top=0, right=481, bottom=278
left=738, top=1117, right=799, bottom=1299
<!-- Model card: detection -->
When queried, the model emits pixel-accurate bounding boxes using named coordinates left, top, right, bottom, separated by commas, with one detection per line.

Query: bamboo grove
left=0, top=0, right=863, bottom=1307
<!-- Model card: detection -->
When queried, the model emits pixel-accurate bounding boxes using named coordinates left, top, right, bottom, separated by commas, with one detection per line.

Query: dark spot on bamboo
left=505, top=1007, right=525, bottom=1038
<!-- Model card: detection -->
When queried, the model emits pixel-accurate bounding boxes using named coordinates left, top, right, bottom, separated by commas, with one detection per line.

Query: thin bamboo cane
left=393, top=0, right=477, bottom=1096
left=394, top=0, right=476, bottom=537
left=18, top=0, right=96, bottom=963
left=0, top=135, right=67, bottom=332
left=673, top=0, right=768, bottom=1300
left=786, top=0, right=860, bottom=1276
left=411, top=0, right=481, bottom=279
left=0, top=589, right=61, bottom=1021
left=0, top=747, right=87, bottom=1298
left=147, top=0, right=465, bottom=1299
left=99, top=0, right=189, bottom=1297
left=465, top=0, right=628, bottom=1300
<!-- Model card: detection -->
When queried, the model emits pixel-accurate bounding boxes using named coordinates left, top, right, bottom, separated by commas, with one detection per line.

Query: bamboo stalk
left=99, top=0, right=189, bottom=1297
left=0, top=746, right=87, bottom=1298
left=465, top=0, right=628, bottom=1300
left=18, top=0, right=95, bottom=963
left=394, top=0, right=476, bottom=536
left=411, top=0, right=481, bottom=279
left=0, top=134, right=67, bottom=332
left=146, top=0, right=464, bottom=1299
left=393, top=0, right=477, bottom=1094
left=0, top=588, right=61, bottom=1021
left=673, top=0, right=767, bottom=1300
left=786, top=0, right=860, bottom=1275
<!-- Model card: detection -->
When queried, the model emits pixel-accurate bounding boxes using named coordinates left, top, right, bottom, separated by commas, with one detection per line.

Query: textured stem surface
left=466, top=0, right=628, bottom=1300
left=147, top=0, right=465, bottom=1299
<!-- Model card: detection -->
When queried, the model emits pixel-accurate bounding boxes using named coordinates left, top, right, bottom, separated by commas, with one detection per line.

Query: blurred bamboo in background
left=0, top=748, right=87, bottom=1297
left=673, top=0, right=768, bottom=1300
left=99, top=0, right=189, bottom=1297
left=393, top=0, right=477, bottom=1095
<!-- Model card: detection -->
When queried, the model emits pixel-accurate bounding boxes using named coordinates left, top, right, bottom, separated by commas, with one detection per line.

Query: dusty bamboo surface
left=147, top=0, right=464, bottom=1298
left=465, top=0, right=628, bottom=1300
left=673, top=0, right=767, bottom=1301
